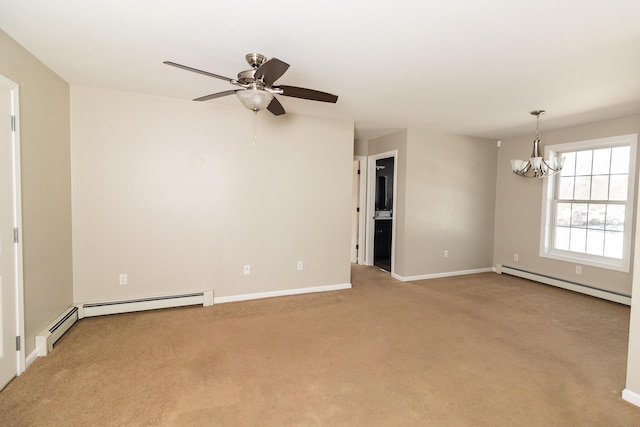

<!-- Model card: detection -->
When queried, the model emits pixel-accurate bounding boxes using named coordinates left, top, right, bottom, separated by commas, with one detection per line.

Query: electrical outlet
left=119, top=274, right=127, bottom=285
left=297, top=261, right=303, bottom=271
left=444, top=250, right=449, bottom=258
left=576, top=265, right=582, bottom=275
left=513, top=253, right=519, bottom=262
left=243, top=265, right=251, bottom=275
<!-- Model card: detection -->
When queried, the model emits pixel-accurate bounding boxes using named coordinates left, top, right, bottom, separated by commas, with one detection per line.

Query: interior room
left=1, top=1, right=640, bottom=425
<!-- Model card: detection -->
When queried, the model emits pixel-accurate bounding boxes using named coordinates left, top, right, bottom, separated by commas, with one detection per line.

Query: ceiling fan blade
left=193, top=90, right=239, bottom=102
left=163, top=61, right=234, bottom=83
left=255, top=58, right=290, bottom=85
left=276, top=85, right=338, bottom=103
left=267, top=97, right=286, bottom=116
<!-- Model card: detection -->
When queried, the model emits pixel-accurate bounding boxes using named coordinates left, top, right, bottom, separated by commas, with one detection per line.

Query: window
left=540, top=134, right=637, bottom=272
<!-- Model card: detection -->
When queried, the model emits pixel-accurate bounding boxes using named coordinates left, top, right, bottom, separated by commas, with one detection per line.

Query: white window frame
left=540, top=133, right=638, bottom=272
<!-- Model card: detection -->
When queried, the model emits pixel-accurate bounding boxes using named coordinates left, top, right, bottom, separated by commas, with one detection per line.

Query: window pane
left=574, top=177, right=591, bottom=200
left=604, top=231, right=624, bottom=259
left=592, top=148, right=611, bottom=175
left=587, top=204, right=606, bottom=228
left=609, top=175, right=628, bottom=201
left=586, top=229, right=604, bottom=256
left=572, top=203, right=587, bottom=227
left=558, top=177, right=574, bottom=200
left=576, top=151, right=593, bottom=175
left=570, top=227, right=586, bottom=252
left=561, top=152, right=576, bottom=176
left=606, top=205, right=625, bottom=231
left=590, top=176, right=609, bottom=200
left=611, top=146, right=630, bottom=174
left=554, top=226, right=570, bottom=250
left=555, top=203, right=572, bottom=226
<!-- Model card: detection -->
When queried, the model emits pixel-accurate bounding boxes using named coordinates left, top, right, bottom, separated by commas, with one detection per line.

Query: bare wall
left=494, top=114, right=640, bottom=296
left=0, top=29, right=73, bottom=355
left=71, top=86, right=353, bottom=303
left=400, top=128, right=497, bottom=277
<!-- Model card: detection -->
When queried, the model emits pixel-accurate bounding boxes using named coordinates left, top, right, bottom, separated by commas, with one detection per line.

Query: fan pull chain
left=252, top=111, right=258, bottom=146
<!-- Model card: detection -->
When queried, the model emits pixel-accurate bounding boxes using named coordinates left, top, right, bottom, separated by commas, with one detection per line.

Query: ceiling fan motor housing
left=237, top=69, right=257, bottom=85
left=245, top=53, right=267, bottom=68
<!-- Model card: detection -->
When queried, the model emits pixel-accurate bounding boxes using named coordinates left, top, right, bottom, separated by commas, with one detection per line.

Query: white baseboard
left=25, top=349, right=39, bottom=369
left=391, top=267, right=494, bottom=282
left=35, top=306, right=79, bottom=357
left=623, top=389, right=640, bottom=407
left=80, top=290, right=214, bottom=318
left=213, top=283, right=352, bottom=304
left=498, top=264, right=631, bottom=306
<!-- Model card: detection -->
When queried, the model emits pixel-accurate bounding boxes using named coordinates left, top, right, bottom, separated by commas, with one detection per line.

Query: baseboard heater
left=36, top=306, right=79, bottom=357
left=497, top=264, right=631, bottom=306
left=80, top=290, right=214, bottom=318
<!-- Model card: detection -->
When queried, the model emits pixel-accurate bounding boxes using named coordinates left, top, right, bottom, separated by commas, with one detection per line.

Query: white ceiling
left=1, top=0, right=640, bottom=140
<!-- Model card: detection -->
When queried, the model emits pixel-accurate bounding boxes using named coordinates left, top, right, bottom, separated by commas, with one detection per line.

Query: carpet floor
left=1, top=265, right=640, bottom=426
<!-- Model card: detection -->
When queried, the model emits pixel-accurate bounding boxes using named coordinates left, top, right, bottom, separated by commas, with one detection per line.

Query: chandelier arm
left=541, top=159, right=563, bottom=175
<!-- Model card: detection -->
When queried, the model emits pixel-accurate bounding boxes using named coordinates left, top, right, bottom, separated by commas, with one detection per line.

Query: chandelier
left=511, top=110, right=564, bottom=178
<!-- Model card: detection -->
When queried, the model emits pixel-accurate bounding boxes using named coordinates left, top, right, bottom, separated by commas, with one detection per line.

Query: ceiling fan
left=163, top=53, right=338, bottom=116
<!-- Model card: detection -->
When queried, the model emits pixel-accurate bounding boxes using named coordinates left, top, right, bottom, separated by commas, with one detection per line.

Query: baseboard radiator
left=36, top=306, right=79, bottom=357
left=497, top=264, right=631, bottom=306
left=80, top=291, right=214, bottom=318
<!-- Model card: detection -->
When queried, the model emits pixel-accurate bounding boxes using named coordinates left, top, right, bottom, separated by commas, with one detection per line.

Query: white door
left=350, top=160, right=360, bottom=263
left=0, top=80, right=18, bottom=390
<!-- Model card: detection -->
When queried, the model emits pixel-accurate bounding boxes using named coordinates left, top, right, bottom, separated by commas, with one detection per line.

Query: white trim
left=366, top=150, right=398, bottom=273
left=391, top=268, right=494, bottom=282
left=498, top=264, right=631, bottom=305
left=25, top=349, right=38, bottom=369
left=0, top=75, right=25, bottom=376
left=213, top=283, right=352, bottom=304
left=80, top=290, right=214, bottom=317
left=35, top=306, right=79, bottom=356
left=622, top=389, right=640, bottom=408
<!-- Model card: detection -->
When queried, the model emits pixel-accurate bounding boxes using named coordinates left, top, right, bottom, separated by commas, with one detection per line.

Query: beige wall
left=0, top=30, right=73, bottom=355
left=401, top=129, right=497, bottom=277
left=366, top=129, right=497, bottom=278
left=353, top=138, right=368, bottom=156
left=71, top=86, right=353, bottom=303
left=494, top=114, right=640, bottom=296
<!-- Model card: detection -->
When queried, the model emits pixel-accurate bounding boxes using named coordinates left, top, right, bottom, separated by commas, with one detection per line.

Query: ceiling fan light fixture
left=236, top=89, right=273, bottom=112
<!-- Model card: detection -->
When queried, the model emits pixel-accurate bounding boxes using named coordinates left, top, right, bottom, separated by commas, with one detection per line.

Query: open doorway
left=365, top=151, right=397, bottom=273
left=373, top=157, right=394, bottom=271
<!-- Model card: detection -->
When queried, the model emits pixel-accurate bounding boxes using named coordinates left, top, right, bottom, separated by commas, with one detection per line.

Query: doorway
left=0, top=75, right=23, bottom=390
left=373, top=157, right=394, bottom=271
left=365, top=151, right=397, bottom=273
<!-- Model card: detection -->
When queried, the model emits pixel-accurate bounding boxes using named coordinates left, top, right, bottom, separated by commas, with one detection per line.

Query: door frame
left=365, top=150, right=398, bottom=273
left=0, top=75, right=25, bottom=376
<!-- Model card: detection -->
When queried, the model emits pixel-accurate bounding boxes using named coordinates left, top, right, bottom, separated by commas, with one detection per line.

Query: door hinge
left=16, top=336, right=20, bottom=351
left=13, top=228, right=19, bottom=243
left=356, top=244, right=359, bottom=250
left=357, top=169, right=361, bottom=175
left=356, top=207, right=360, bottom=212
left=10, top=115, right=16, bottom=132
